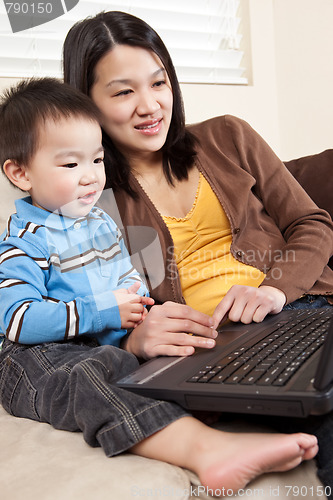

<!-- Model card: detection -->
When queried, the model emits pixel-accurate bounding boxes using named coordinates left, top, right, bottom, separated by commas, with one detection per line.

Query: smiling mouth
left=135, top=119, right=162, bottom=130
left=134, top=119, right=162, bottom=135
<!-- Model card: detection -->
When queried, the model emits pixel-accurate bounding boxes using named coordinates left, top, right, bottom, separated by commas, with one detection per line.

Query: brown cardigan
left=284, top=149, right=333, bottom=270
left=99, top=115, right=333, bottom=306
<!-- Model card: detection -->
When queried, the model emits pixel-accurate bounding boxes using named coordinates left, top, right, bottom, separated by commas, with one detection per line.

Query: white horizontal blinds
left=126, top=0, right=246, bottom=84
left=0, top=0, right=247, bottom=84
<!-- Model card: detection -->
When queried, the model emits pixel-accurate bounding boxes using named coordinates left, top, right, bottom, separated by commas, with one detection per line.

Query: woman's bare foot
left=131, top=417, right=318, bottom=496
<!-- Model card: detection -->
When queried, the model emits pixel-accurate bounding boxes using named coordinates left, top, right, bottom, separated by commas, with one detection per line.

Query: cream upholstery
left=0, top=405, right=325, bottom=500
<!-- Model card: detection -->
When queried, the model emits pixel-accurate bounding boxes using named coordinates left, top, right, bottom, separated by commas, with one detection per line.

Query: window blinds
left=0, top=0, right=248, bottom=84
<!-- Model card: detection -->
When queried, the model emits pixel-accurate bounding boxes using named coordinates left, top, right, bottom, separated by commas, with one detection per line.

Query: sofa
left=0, top=150, right=332, bottom=500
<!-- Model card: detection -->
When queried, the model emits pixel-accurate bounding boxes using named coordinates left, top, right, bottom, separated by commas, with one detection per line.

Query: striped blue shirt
left=0, top=197, right=148, bottom=346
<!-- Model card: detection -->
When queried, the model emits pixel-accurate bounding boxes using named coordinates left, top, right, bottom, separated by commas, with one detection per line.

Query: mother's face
left=90, top=45, right=173, bottom=164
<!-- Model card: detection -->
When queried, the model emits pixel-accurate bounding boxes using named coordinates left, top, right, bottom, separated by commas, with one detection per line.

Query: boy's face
left=25, top=116, right=105, bottom=218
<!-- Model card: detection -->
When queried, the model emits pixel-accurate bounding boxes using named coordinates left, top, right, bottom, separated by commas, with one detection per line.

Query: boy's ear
left=3, top=159, right=32, bottom=191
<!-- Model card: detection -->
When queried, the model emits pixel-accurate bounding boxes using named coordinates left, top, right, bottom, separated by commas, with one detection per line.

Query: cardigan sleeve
left=224, top=115, right=333, bottom=301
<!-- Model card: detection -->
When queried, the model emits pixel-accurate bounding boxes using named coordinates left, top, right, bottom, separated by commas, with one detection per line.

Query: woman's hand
left=123, top=301, right=218, bottom=359
left=212, top=285, right=286, bottom=328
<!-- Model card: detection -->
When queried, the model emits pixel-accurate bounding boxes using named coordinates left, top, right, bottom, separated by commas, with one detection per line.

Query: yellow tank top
left=163, top=173, right=265, bottom=316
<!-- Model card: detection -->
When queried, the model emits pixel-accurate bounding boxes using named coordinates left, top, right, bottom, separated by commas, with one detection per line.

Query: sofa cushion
left=284, top=150, right=333, bottom=269
left=0, top=405, right=326, bottom=500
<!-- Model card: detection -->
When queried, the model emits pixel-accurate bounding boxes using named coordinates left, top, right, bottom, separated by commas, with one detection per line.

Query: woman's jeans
left=283, top=294, right=331, bottom=310
left=0, top=338, right=188, bottom=456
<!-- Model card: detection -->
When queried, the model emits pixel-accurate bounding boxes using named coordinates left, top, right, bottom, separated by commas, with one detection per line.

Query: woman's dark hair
left=63, top=10, right=197, bottom=196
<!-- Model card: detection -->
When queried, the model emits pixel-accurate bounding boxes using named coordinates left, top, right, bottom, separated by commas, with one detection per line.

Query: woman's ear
left=3, top=159, right=32, bottom=191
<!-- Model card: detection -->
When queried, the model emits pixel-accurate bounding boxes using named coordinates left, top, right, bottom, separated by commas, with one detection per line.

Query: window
left=0, top=0, right=248, bottom=84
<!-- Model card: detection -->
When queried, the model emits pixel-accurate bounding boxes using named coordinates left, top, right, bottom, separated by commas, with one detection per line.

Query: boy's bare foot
left=131, top=416, right=318, bottom=496
left=196, top=428, right=318, bottom=495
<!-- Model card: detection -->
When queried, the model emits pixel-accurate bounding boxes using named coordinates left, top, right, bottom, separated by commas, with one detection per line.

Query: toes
left=302, top=443, right=319, bottom=461
left=296, top=433, right=318, bottom=448
left=294, top=433, right=318, bottom=457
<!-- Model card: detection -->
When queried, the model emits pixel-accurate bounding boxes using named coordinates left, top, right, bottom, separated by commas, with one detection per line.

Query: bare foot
left=131, top=417, right=318, bottom=497
left=195, top=429, right=318, bottom=495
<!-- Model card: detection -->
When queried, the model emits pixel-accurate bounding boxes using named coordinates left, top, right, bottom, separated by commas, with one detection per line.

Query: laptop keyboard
left=187, top=309, right=332, bottom=387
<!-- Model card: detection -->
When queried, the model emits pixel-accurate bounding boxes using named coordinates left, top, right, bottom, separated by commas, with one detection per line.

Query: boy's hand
left=126, top=282, right=142, bottom=295
left=113, top=283, right=154, bottom=329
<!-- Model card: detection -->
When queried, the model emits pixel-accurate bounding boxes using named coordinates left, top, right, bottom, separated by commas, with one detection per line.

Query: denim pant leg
left=283, top=294, right=332, bottom=310
left=0, top=339, right=189, bottom=456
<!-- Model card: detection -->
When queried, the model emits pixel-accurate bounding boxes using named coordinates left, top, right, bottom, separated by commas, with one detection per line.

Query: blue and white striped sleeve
left=0, top=238, right=124, bottom=345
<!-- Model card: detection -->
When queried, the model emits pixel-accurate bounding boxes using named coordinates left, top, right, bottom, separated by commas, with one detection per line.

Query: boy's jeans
left=0, top=338, right=188, bottom=456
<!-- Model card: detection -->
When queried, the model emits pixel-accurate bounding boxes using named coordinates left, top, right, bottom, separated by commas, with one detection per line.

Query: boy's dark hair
left=63, top=11, right=197, bottom=197
left=0, top=77, right=101, bottom=171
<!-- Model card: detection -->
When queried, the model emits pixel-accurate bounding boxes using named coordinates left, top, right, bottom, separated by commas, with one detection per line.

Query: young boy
left=0, top=78, right=153, bottom=347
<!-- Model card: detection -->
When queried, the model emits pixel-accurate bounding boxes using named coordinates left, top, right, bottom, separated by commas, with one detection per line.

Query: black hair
left=63, top=11, right=197, bottom=196
left=0, top=77, right=101, bottom=174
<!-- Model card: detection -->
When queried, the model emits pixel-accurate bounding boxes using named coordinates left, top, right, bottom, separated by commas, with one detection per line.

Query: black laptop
left=117, top=307, right=333, bottom=417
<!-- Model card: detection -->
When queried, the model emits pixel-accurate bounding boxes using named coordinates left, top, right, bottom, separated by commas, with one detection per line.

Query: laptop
left=117, top=307, right=333, bottom=418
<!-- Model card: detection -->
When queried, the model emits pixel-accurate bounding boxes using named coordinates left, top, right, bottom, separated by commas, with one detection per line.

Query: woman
left=63, top=11, right=333, bottom=359
left=62, top=10, right=333, bottom=494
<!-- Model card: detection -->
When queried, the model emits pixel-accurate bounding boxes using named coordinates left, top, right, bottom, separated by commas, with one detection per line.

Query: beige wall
left=1, top=0, right=332, bottom=163
left=182, top=0, right=281, bottom=153
left=273, top=0, right=333, bottom=159
left=182, top=0, right=333, bottom=160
